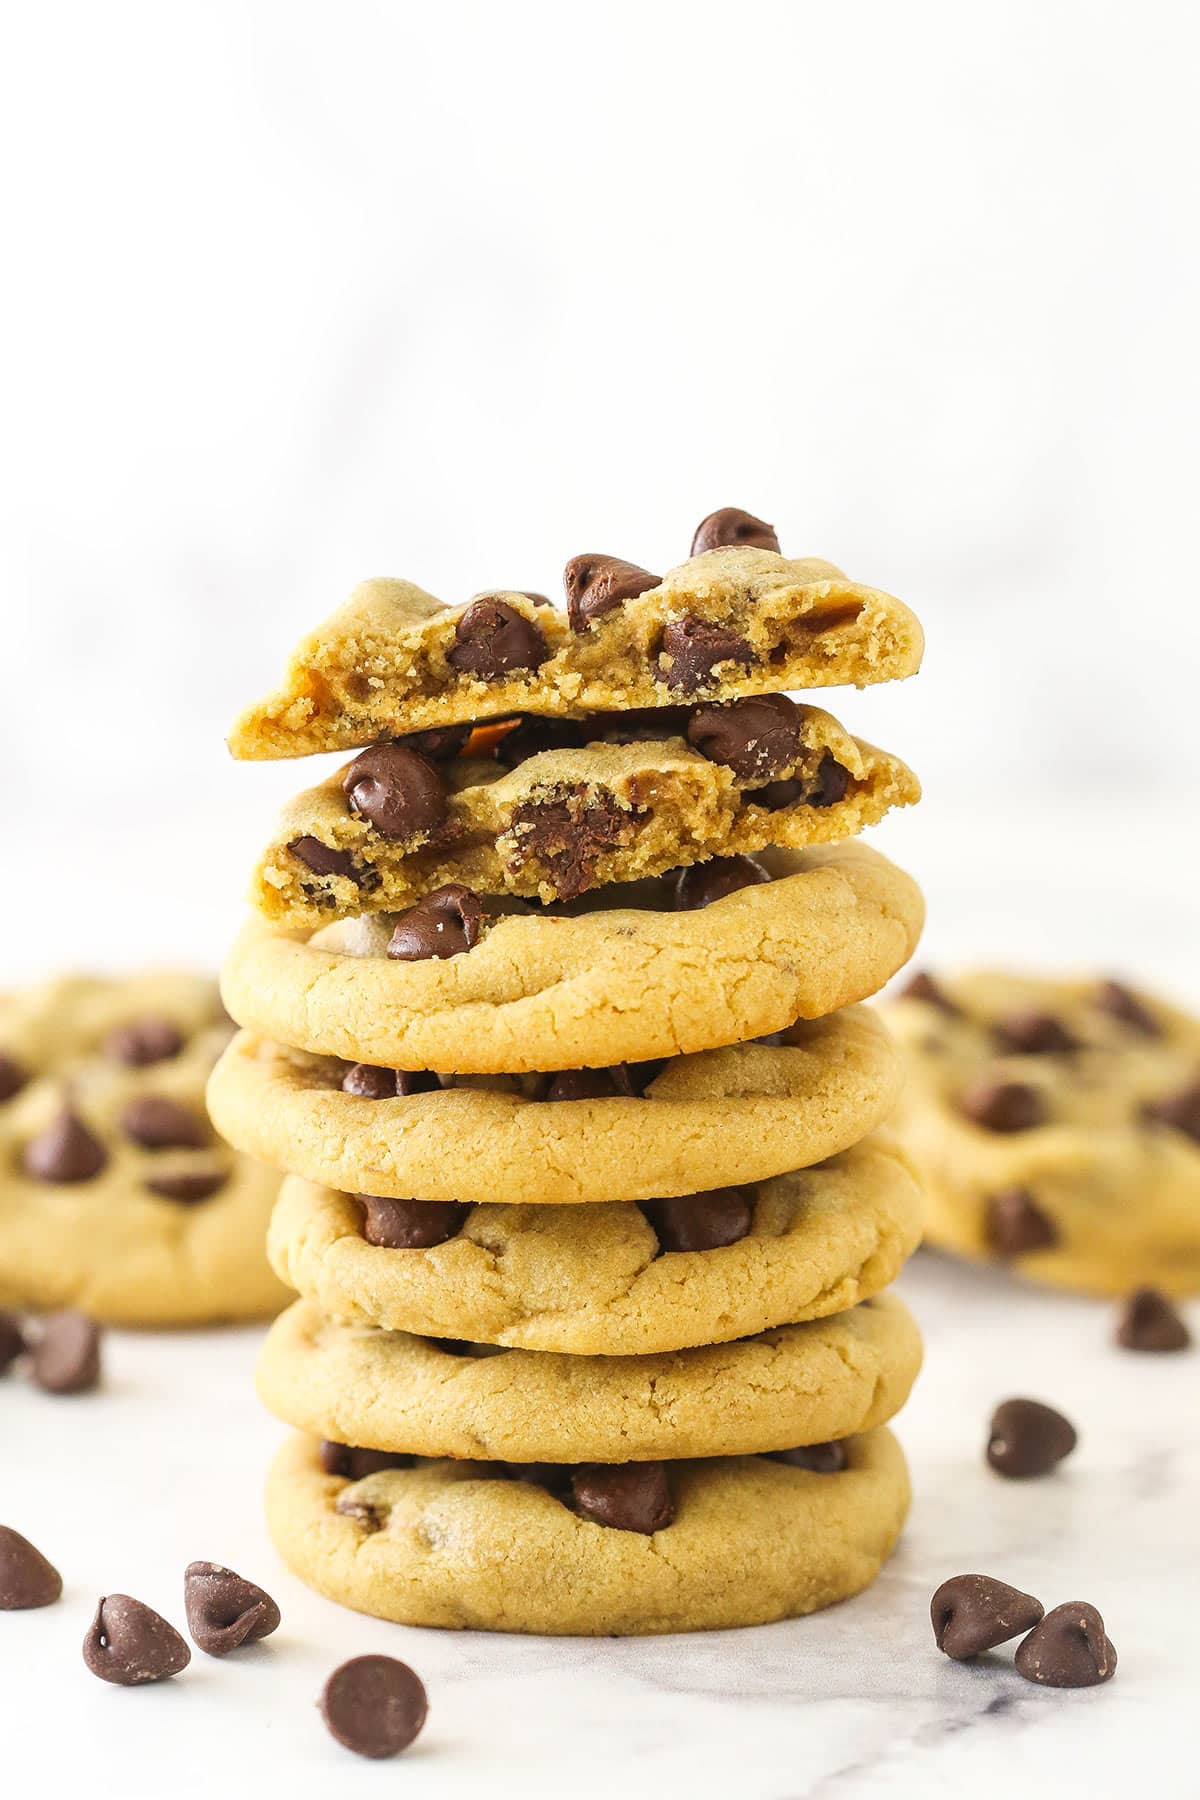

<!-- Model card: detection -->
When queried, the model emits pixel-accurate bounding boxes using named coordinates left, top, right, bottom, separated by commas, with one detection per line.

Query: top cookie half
left=229, top=544, right=924, bottom=760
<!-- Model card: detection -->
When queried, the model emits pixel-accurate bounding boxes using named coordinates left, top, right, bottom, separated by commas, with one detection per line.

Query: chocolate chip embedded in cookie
left=357, top=1196, right=469, bottom=1250
left=640, top=1187, right=754, bottom=1252
left=657, top=616, right=755, bottom=692
left=564, top=554, right=660, bottom=631
left=984, top=1187, right=1059, bottom=1257
left=770, top=1441, right=849, bottom=1473
left=23, top=1110, right=108, bottom=1183
left=0, top=1053, right=30, bottom=1102
left=387, top=885, right=484, bottom=961
left=446, top=597, right=550, bottom=677
left=691, top=507, right=781, bottom=556
left=673, top=854, right=770, bottom=911
left=570, top=1463, right=674, bottom=1533
left=341, top=743, right=450, bottom=841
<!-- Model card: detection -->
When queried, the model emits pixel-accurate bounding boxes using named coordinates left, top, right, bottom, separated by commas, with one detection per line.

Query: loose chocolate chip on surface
left=805, top=750, right=852, bottom=808
left=563, top=554, right=659, bottom=631
left=396, top=723, right=472, bottom=762
left=987, top=1398, right=1076, bottom=1478
left=22, top=1110, right=108, bottom=1183
left=387, top=884, right=484, bottom=962
left=1095, top=979, right=1161, bottom=1036
left=691, top=507, right=781, bottom=556
left=83, top=1594, right=191, bottom=1685
left=0, top=1310, right=26, bottom=1373
left=342, top=743, right=448, bottom=841
left=0, top=1052, right=30, bottom=1102
left=1014, top=1601, right=1117, bottom=1687
left=289, top=836, right=361, bottom=880
left=495, top=716, right=586, bottom=768
left=571, top=1462, right=675, bottom=1534
left=673, top=854, right=771, bottom=911
left=931, top=1574, right=1045, bottom=1660
left=899, top=971, right=960, bottom=1013
left=31, top=1312, right=102, bottom=1394
left=122, top=1095, right=209, bottom=1150
left=993, top=1009, right=1078, bottom=1055
left=770, top=1441, right=849, bottom=1473
left=0, top=1526, right=62, bottom=1609
left=183, top=1561, right=280, bottom=1656
left=1143, top=1080, right=1200, bottom=1144
left=104, top=1016, right=185, bottom=1066
left=686, top=693, right=803, bottom=781
left=1115, top=1286, right=1191, bottom=1352
left=984, top=1187, right=1059, bottom=1257
left=144, top=1169, right=229, bottom=1204
left=507, top=786, right=635, bottom=900
left=319, top=1442, right=413, bottom=1480
left=642, top=1186, right=754, bottom=1252
left=358, top=1195, right=468, bottom=1249
left=542, top=1065, right=637, bottom=1102
left=959, top=1079, right=1045, bottom=1133
left=447, top=598, right=549, bottom=677
left=657, top=616, right=754, bottom=691
left=320, top=1654, right=429, bottom=1759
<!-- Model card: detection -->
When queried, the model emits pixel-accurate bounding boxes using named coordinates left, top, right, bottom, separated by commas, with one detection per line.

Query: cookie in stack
left=210, top=508, right=928, bottom=1634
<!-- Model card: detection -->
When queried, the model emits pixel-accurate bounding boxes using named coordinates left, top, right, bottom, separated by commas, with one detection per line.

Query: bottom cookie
left=265, top=1428, right=911, bottom=1635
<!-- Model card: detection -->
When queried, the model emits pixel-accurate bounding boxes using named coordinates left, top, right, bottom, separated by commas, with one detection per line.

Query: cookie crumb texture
left=266, top=1427, right=911, bottom=1635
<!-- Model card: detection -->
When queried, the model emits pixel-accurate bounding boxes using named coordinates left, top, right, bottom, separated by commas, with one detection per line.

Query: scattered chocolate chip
left=1014, top=1602, right=1117, bottom=1687
left=686, top=694, right=803, bottom=782
left=507, top=786, right=635, bottom=900
left=899, top=971, right=960, bottom=1013
left=987, top=1398, right=1076, bottom=1478
left=691, top=507, right=781, bottom=556
left=570, top=1463, right=675, bottom=1533
left=642, top=1186, right=754, bottom=1252
left=1095, top=979, right=1161, bottom=1037
left=22, top=1110, right=108, bottom=1183
left=673, top=855, right=771, bottom=911
left=447, top=598, right=549, bottom=677
left=320, top=1654, right=428, bottom=1759
left=0, top=1526, right=62, bottom=1609
left=357, top=1195, right=469, bottom=1249
left=984, top=1187, right=1059, bottom=1257
left=993, top=1009, right=1077, bottom=1055
left=563, top=554, right=659, bottom=631
left=0, top=1311, right=25, bottom=1374
left=183, top=1560, right=280, bottom=1656
left=31, top=1312, right=102, bottom=1394
left=395, top=724, right=471, bottom=762
left=770, top=1441, right=849, bottom=1473
left=82, top=1594, right=191, bottom=1685
left=0, top=1052, right=29, bottom=1102
left=541, top=1065, right=637, bottom=1102
left=657, top=617, right=754, bottom=692
left=805, top=750, right=852, bottom=808
left=495, top=716, right=586, bottom=768
left=319, top=1441, right=413, bottom=1479
left=289, top=836, right=361, bottom=880
left=122, top=1095, right=209, bottom=1150
left=1143, top=1080, right=1200, bottom=1145
left=103, top=1016, right=185, bottom=1066
left=959, top=1079, right=1045, bottom=1133
left=342, top=743, right=449, bottom=841
left=144, top=1168, right=229, bottom=1204
left=1115, top=1286, right=1191, bottom=1352
left=387, top=884, right=484, bottom=961
left=931, top=1574, right=1044, bottom=1660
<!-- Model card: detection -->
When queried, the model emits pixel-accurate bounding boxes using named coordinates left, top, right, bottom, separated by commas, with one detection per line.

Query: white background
left=1, top=5, right=1197, bottom=1796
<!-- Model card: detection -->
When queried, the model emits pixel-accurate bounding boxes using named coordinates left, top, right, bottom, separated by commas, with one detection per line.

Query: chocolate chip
left=122, top=1095, right=209, bottom=1150
left=899, top=971, right=960, bottom=1013
left=686, top=694, right=803, bottom=782
left=583, top=706, right=692, bottom=746
left=144, top=1169, right=229, bottom=1204
left=0, top=1052, right=29, bottom=1102
left=805, top=750, right=852, bottom=808
left=495, top=716, right=586, bottom=768
left=993, top=1010, right=1077, bottom=1055
left=570, top=1463, right=675, bottom=1534
left=320, top=1654, right=428, bottom=1759
left=387, top=884, right=484, bottom=961
left=1014, top=1602, right=1117, bottom=1687
left=541, top=1064, right=637, bottom=1102
left=959, top=1078, right=1045, bottom=1133
left=642, top=1186, right=754, bottom=1252
left=31, top=1312, right=102, bottom=1394
left=82, top=1594, right=191, bottom=1685
left=357, top=1195, right=468, bottom=1249
left=104, top=1016, right=185, bottom=1065
left=395, top=724, right=472, bottom=762
left=626, top=1058, right=667, bottom=1094
left=1115, top=1286, right=1191, bottom=1352
left=563, top=554, right=659, bottom=631
left=691, top=507, right=782, bottom=556
left=672, top=854, right=771, bottom=911
left=987, top=1398, right=1076, bottom=1478
left=319, top=1442, right=413, bottom=1479
left=0, top=1526, right=62, bottom=1609
left=746, top=777, right=805, bottom=811
left=984, top=1187, right=1059, bottom=1257
left=1095, top=978, right=1161, bottom=1036
left=657, top=617, right=754, bottom=692
left=507, top=786, right=635, bottom=900
left=447, top=598, right=549, bottom=677
left=289, top=836, right=361, bottom=880
left=0, top=1310, right=26, bottom=1374
left=183, top=1561, right=281, bottom=1656
left=1143, top=1080, right=1200, bottom=1144
left=504, top=1461, right=573, bottom=1494
left=342, top=1062, right=400, bottom=1099
left=22, top=1109, right=108, bottom=1183
left=770, top=1441, right=849, bottom=1473
left=931, top=1574, right=1044, bottom=1660
left=342, top=742, right=449, bottom=841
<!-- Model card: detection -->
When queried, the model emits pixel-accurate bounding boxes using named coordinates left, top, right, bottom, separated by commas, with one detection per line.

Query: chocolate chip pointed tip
left=930, top=1574, right=1044, bottom=1659
left=31, top=1312, right=102, bottom=1394
left=1014, top=1601, right=1117, bottom=1687
left=987, top=1398, right=1077, bottom=1478
left=0, top=1526, right=63, bottom=1609
left=320, top=1654, right=428, bottom=1758
left=984, top=1187, right=1059, bottom=1258
left=22, top=1109, right=108, bottom=1183
left=690, top=507, right=781, bottom=556
left=82, top=1594, right=191, bottom=1685
left=1115, top=1286, right=1191, bottom=1353
left=183, top=1561, right=280, bottom=1656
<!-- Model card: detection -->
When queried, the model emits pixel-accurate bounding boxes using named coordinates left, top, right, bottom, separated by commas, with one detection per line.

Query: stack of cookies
left=210, top=508, right=929, bottom=1634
